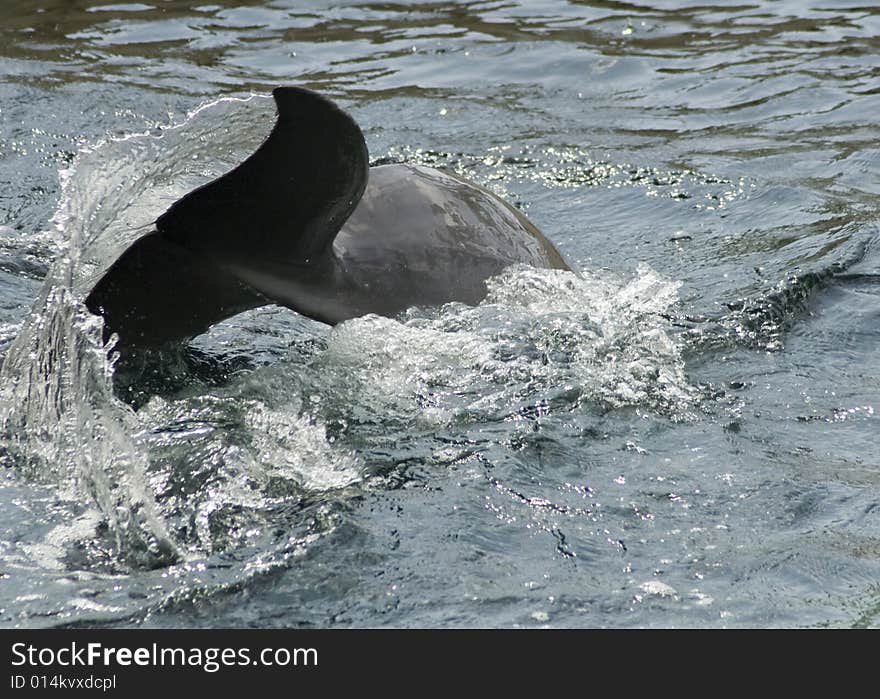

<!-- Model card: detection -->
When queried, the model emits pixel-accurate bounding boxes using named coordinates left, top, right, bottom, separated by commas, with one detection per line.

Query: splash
left=0, top=92, right=695, bottom=627
left=0, top=94, right=282, bottom=567
left=318, top=263, right=695, bottom=425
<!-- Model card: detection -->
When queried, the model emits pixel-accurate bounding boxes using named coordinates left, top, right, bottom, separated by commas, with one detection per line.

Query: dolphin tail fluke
left=85, top=86, right=370, bottom=350
left=85, top=232, right=265, bottom=350
left=157, top=87, right=369, bottom=262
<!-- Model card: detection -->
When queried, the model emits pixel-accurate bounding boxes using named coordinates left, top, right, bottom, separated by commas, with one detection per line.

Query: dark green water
left=0, top=0, right=878, bottom=627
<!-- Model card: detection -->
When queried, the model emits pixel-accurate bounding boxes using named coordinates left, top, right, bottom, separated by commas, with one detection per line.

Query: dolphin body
left=85, top=87, right=572, bottom=353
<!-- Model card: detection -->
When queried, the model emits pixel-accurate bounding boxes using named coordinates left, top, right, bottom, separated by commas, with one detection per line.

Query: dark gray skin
left=85, top=87, right=572, bottom=356
left=230, top=163, right=570, bottom=324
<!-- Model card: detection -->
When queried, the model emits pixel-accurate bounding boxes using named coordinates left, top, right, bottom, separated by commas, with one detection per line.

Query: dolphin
left=85, top=87, right=572, bottom=353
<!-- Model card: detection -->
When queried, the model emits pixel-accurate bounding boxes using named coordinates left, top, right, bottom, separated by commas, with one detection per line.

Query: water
left=0, top=0, right=878, bottom=628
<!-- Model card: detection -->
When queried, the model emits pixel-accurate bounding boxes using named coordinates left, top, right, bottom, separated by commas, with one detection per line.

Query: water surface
left=0, top=0, right=878, bottom=628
